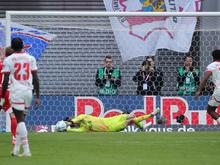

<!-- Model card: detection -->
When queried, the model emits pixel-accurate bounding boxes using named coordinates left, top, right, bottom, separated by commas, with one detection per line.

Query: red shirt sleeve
left=0, top=61, right=3, bottom=84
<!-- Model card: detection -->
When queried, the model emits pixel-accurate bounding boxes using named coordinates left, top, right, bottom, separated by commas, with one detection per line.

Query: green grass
left=1, top=132, right=220, bottom=165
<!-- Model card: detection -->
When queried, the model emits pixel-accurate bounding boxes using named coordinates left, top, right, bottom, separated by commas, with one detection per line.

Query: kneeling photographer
left=133, top=57, right=163, bottom=95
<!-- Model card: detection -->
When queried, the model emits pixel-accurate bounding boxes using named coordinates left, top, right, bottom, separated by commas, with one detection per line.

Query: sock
left=11, top=117, right=17, bottom=138
left=133, top=114, right=152, bottom=123
left=132, top=114, right=153, bottom=130
left=16, top=122, right=30, bottom=154
left=216, top=117, right=220, bottom=125
left=13, top=123, right=22, bottom=154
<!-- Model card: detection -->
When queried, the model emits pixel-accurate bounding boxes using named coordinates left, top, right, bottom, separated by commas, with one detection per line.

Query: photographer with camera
left=177, top=55, right=200, bottom=95
left=95, top=55, right=121, bottom=95
left=133, top=57, right=163, bottom=95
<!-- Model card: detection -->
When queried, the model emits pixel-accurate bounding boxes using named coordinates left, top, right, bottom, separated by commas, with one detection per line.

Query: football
left=55, top=120, right=67, bottom=132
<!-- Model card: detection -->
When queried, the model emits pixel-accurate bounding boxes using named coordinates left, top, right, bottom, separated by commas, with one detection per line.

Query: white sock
left=216, top=117, right=220, bottom=125
left=13, top=131, right=21, bottom=154
left=143, top=122, right=152, bottom=129
left=18, top=122, right=30, bottom=154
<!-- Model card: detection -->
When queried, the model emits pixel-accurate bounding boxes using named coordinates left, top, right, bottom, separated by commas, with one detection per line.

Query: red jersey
left=0, top=61, right=11, bottom=111
left=0, top=61, right=3, bottom=86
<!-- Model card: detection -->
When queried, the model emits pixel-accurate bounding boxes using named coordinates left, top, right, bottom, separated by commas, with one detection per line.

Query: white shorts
left=208, top=89, right=220, bottom=107
left=9, top=90, right=33, bottom=111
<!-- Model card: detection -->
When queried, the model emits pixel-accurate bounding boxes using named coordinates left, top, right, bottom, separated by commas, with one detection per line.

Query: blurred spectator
left=95, top=55, right=121, bottom=95
left=176, top=55, right=200, bottom=95
left=133, top=57, right=163, bottom=95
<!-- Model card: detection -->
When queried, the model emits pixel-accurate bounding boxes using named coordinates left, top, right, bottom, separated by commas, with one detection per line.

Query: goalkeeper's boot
left=143, top=122, right=152, bottom=129
left=151, top=107, right=160, bottom=116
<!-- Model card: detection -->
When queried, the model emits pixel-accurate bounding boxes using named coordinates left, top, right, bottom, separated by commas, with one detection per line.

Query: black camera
left=176, top=115, right=185, bottom=124
left=107, top=73, right=112, bottom=79
left=107, top=69, right=113, bottom=79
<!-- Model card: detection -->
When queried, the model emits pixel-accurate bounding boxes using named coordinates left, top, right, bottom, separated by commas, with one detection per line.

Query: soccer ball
left=55, top=120, right=67, bottom=132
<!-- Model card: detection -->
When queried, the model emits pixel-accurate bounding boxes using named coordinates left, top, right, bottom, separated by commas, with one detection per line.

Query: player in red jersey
left=0, top=47, right=17, bottom=145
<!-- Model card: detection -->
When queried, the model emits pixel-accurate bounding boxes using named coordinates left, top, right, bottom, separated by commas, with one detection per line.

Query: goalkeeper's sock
left=18, top=122, right=31, bottom=154
left=133, top=114, right=152, bottom=123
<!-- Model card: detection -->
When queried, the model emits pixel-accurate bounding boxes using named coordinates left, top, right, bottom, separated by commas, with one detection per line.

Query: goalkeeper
left=56, top=109, right=160, bottom=132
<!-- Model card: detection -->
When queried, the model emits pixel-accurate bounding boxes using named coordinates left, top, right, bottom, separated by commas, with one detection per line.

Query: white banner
left=103, top=0, right=198, bottom=62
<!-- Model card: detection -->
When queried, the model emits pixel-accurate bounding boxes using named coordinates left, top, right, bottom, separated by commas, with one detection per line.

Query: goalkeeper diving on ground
left=55, top=108, right=160, bottom=132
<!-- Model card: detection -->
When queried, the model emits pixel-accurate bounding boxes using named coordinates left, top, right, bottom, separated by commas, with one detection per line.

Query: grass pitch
left=1, top=132, right=220, bottom=165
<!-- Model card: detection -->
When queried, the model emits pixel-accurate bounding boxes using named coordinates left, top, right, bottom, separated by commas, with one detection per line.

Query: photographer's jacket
left=95, top=67, right=121, bottom=95
left=176, top=66, right=200, bottom=95
left=133, top=68, right=163, bottom=95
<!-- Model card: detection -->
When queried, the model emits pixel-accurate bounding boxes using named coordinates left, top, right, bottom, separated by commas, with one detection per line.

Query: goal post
left=2, top=11, right=220, bottom=132
left=5, top=11, right=220, bottom=46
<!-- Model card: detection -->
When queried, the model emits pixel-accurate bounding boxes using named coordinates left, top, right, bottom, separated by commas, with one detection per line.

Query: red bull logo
left=75, top=96, right=220, bottom=126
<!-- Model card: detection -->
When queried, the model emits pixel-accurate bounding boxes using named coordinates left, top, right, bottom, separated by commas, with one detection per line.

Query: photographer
left=177, top=55, right=200, bottom=95
left=95, top=55, right=121, bottom=95
left=133, top=57, right=163, bottom=95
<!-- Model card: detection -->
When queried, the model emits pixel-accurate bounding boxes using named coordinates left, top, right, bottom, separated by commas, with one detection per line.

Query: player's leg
left=18, top=90, right=33, bottom=156
left=107, top=114, right=133, bottom=132
left=3, top=90, right=17, bottom=145
left=3, top=108, right=17, bottom=145
left=207, top=105, right=220, bottom=124
left=132, top=108, right=160, bottom=123
left=109, top=113, right=152, bottom=132
left=131, top=108, right=160, bottom=130
left=11, top=108, right=26, bottom=156
left=11, top=90, right=32, bottom=157
left=12, top=108, right=31, bottom=157
left=9, top=110, right=17, bottom=145
left=207, top=93, right=220, bottom=125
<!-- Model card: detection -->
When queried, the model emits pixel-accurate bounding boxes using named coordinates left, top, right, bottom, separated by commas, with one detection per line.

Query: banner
left=103, top=0, right=198, bottom=62
left=25, top=96, right=220, bottom=132
left=0, top=19, right=56, bottom=60
left=26, top=96, right=218, bottom=125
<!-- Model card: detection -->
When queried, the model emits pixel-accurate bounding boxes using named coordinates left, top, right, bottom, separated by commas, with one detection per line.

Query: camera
left=147, top=60, right=151, bottom=66
left=107, top=73, right=112, bottom=79
left=142, top=60, right=151, bottom=71
left=106, top=69, right=113, bottom=79
left=189, top=66, right=194, bottom=72
left=176, top=115, right=185, bottom=124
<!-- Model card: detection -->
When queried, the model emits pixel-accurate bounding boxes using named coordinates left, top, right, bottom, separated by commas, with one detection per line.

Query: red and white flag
left=103, top=0, right=199, bottom=62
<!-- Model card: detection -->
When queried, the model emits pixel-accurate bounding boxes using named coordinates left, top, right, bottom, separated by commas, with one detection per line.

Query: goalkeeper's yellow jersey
left=67, top=114, right=129, bottom=132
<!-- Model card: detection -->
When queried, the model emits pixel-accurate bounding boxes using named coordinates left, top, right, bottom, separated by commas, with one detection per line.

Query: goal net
left=1, top=11, right=220, bottom=132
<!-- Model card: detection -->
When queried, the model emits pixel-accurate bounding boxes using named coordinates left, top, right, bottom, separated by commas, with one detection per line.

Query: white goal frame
left=5, top=11, right=220, bottom=46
